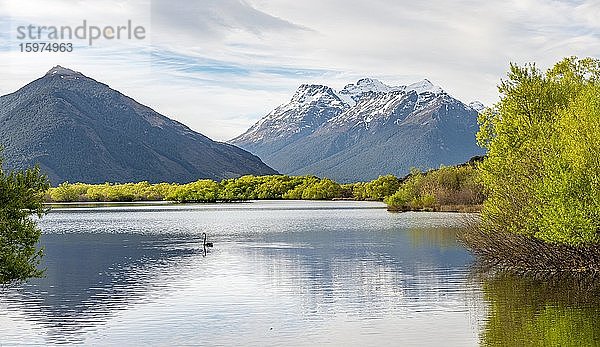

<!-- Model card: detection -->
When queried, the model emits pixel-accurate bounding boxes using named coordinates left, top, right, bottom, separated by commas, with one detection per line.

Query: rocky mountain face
left=231, top=78, right=486, bottom=182
left=0, top=66, right=277, bottom=184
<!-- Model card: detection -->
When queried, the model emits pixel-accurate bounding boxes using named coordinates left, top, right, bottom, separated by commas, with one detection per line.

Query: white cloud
left=1, top=0, right=599, bottom=141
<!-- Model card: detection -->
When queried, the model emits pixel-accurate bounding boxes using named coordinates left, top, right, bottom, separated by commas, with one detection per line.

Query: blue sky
left=1, top=0, right=599, bottom=140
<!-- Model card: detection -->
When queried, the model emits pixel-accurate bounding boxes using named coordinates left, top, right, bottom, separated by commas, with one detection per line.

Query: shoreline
left=459, top=225, right=600, bottom=275
left=387, top=204, right=482, bottom=213
left=44, top=199, right=389, bottom=208
left=45, top=199, right=482, bottom=213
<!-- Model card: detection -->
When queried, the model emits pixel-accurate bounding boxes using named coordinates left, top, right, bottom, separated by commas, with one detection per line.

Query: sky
left=0, top=0, right=599, bottom=141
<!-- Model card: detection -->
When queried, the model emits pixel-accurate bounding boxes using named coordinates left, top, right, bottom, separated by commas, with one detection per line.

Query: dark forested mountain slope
left=0, top=66, right=276, bottom=184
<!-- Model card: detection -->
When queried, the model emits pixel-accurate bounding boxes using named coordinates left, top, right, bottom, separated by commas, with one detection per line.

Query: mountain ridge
left=231, top=78, right=486, bottom=182
left=0, top=66, right=277, bottom=184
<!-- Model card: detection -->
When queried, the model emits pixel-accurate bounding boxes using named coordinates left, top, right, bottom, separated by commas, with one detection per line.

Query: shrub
left=0, top=154, right=50, bottom=284
left=477, top=57, right=600, bottom=245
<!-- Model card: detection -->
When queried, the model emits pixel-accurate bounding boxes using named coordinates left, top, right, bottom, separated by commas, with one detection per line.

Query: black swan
left=203, top=232, right=214, bottom=248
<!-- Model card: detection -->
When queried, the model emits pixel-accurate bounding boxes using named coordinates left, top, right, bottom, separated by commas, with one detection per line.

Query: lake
left=1, top=201, right=598, bottom=346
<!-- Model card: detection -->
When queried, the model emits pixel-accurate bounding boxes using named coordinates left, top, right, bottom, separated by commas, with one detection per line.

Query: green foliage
left=48, top=182, right=87, bottom=202
left=299, top=178, right=341, bottom=200
left=384, top=165, right=483, bottom=211
left=283, top=176, right=332, bottom=200
left=338, top=183, right=355, bottom=199
left=45, top=168, right=484, bottom=209
left=353, top=175, right=401, bottom=200
left=350, top=182, right=368, bottom=200
left=167, top=180, right=220, bottom=202
left=477, top=57, right=600, bottom=245
left=48, top=181, right=177, bottom=202
left=220, top=175, right=261, bottom=200
left=383, top=185, right=413, bottom=209
left=0, top=155, right=50, bottom=284
left=47, top=175, right=352, bottom=203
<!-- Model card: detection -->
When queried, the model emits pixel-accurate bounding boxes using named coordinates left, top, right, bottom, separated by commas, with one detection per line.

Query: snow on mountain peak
left=468, top=101, right=486, bottom=112
left=405, top=79, right=443, bottom=95
left=355, top=78, right=390, bottom=90
left=335, top=77, right=446, bottom=107
left=337, top=78, right=394, bottom=106
left=343, top=78, right=392, bottom=93
left=44, top=65, right=85, bottom=81
left=232, top=83, right=347, bottom=143
left=232, top=77, right=478, bottom=149
left=291, top=84, right=339, bottom=104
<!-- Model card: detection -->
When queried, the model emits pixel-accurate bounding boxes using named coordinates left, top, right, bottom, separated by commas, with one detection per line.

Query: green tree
left=282, top=176, right=320, bottom=199
left=0, top=156, right=50, bottom=284
left=254, top=175, right=301, bottom=199
left=167, top=179, right=221, bottom=202
left=384, top=169, right=424, bottom=210
left=477, top=57, right=600, bottom=245
left=364, top=174, right=401, bottom=200
left=220, top=175, right=263, bottom=201
left=301, top=178, right=341, bottom=200
left=48, top=182, right=89, bottom=202
left=280, top=176, right=343, bottom=200
left=339, top=183, right=355, bottom=199
left=351, top=182, right=368, bottom=200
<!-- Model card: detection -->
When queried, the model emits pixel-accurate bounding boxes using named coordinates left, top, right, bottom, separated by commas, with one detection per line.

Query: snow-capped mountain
left=232, top=84, right=347, bottom=151
left=336, top=78, right=396, bottom=105
left=231, top=78, right=486, bottom=182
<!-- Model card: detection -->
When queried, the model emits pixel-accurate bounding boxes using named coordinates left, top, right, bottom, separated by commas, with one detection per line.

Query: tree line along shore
left=45, top=161, right=484, bottom=213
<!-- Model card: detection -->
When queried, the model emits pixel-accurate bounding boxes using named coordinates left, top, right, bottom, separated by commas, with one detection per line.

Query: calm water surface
left=1, top=201, right=598, bottom=346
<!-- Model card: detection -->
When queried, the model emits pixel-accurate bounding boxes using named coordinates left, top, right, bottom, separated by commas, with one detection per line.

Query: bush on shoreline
left=384, top=164, right=484, bottom=211
left=456, top=57, right=600, bottom=274
left=477, top=57, right=600, bottom=246
left=1, top=154, right=50, bottom=284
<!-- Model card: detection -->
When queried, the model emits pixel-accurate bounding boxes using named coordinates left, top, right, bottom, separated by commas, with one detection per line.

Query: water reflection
left=0, top=202, right=480, bottom=345
left=476, top=272, right=600, bottom=346
left=236, top=227, right=472, bottom=320
left=1, top=234, right=203, bottom=344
